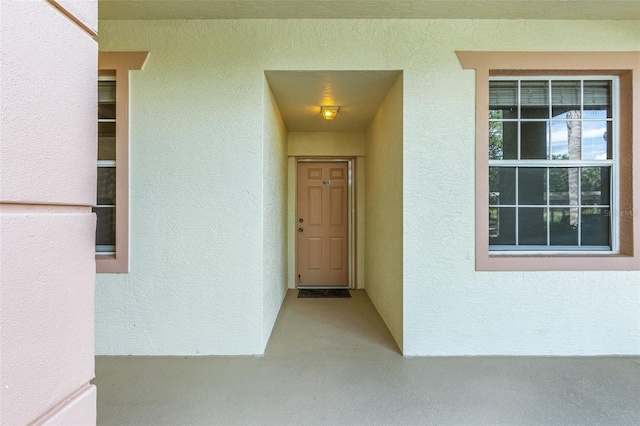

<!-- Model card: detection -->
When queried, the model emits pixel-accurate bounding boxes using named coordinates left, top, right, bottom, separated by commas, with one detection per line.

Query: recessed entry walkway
left=95, top=290, right=640, bottom=425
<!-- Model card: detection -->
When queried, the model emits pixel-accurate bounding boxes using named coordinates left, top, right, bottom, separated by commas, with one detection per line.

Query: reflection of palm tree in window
left=489, top=110, right=503, bottom=160
left=567, top=110, right=581, bottom=226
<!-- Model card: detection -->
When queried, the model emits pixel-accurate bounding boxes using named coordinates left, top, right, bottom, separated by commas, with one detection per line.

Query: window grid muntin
left=489, top=167, right=612, bottom=249
left=489, top=76, right=618, bottom=253
left=490, top=77, right=614, bottom=160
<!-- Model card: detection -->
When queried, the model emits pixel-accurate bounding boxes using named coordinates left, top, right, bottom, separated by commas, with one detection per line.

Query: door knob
left=298, top=228, right=304, bottom=232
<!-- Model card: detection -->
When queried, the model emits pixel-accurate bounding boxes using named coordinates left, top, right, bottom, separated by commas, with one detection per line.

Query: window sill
left=490, top=249, right=616, bottom=256
left=479, top=252, right=636, bottom=271
left=96, top=254, right=128, bottom=273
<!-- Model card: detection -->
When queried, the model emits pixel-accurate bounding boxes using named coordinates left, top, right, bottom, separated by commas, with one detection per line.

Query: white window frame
left=488, top=76, right=619, bottom=254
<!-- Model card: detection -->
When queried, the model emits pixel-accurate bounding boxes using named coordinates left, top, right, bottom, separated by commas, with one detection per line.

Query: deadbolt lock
left=298, top=228, right=304, bottom=232
left=299, top=218, right=303, bottom=223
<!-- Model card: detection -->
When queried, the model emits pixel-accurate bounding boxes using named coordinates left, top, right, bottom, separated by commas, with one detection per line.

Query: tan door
left=296, top=162, right=349, bottom=287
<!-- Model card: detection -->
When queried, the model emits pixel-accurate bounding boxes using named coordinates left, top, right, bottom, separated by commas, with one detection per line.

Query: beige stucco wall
left=0, top=0, right=97, bottom=423
left=96, top=23, right=265, bottom=355
left=97, top=19, right=640, bottom=356
left=288, top=132, right=366, bottom=156
left=365, top=74, right=404, bottom=351
left=262, top=78, right=288, bottom=348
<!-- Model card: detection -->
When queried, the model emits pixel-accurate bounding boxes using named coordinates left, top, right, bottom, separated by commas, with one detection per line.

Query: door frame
left=295, top=157, right=357, bottom=289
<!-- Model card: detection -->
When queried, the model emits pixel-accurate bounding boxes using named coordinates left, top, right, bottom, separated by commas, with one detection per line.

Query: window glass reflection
left=552, top=80, right=580, bottom=118
left=584, top=80, right=612, bottom=119
left=489, top=207, right=516, bottom=245
left=550, top=208, right=579, bottom=246
left=518, top=168, right=547, bottom=205
left=489, top=167, right=516, bottom=205
left=581, top=208, right=610, bottom=246
left=518, top=208, right=547, bottom=245
left=521, top=81, right=549, bottom=119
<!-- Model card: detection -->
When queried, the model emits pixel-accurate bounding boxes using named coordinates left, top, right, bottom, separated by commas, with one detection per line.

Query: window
left=489, top=77, right=617, bottom=253
left=96, top=51, right=148, bottom=273
left=95, top=77, right=117, bottom=255
left=456, top=51, right=640, bottom=271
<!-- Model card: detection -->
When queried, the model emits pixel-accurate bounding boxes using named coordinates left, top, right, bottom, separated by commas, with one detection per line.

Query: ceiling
left=99, top=1, right=640, bottom=20
left=265, top=71, right=401, bottom=132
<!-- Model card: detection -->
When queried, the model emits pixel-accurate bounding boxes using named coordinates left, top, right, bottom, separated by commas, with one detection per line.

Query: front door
left=296, top=161, right=349, bottom=287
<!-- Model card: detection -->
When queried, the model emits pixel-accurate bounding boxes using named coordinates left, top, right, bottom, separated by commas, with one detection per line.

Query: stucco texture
left=54, top=0, right=97, bottom=33
left=97, top=19, right=640, bottom=356
left=288, top=132, right=366, bottom=157
left=1, top=0, right=97, bottom=206
left=1, top=0, right=97, bottom=423
left=0, top=214, right=96, bottom=425
left=262, top=78, right=288, bottom=349
left=365, top=74, right=404, bottom=351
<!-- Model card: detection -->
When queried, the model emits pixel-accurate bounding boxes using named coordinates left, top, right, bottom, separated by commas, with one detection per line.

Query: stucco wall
left=365, top=75, right=404, bottom=351
left=288, top=132, right=365, bottom=156
left=262, top=79, right=288, bottom=348
left=0, top=0, right=97, bottom=423
left=97, top=19, right=640, bottom=356
left=95, top=22, right=265, bottom=355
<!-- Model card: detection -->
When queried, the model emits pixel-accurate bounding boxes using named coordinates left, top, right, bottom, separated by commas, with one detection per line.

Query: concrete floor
left=95, top=290, right=640, bottom=425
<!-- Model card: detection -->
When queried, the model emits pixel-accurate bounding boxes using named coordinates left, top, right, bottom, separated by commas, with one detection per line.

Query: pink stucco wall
left=38, top=386, right=96, bottom=426
left=0, top=0, right=97, bottom=424
left=53, top=0, right=97, bottom=33
left=0, top=0, right=97, bottom=206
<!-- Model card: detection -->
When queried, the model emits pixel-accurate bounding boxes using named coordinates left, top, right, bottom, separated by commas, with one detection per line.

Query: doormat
left=298, top=289, right=351, bottom=298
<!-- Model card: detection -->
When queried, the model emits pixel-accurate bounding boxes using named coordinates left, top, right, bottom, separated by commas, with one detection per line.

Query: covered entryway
left=264, top=70, right=404, bottom=349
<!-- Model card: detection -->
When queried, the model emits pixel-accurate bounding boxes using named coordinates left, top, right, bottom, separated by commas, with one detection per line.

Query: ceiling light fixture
left=321, top=106, right=339, bottom=120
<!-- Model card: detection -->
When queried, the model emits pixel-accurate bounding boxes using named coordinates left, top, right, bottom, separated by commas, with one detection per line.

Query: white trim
left=611, top=77, right=620, bottom=254
left=96, top=245, right=115, bottom=254
left=490, top=160, right=614, bottom=167
left=491, top=75, right=616, bottom=81
left=489, top=76, right=618, bottom=252
left=490, top=248, right=612, bottom=255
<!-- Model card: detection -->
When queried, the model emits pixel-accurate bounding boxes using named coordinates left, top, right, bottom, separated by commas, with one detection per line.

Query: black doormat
left=298, top=289, right=351, bottom=298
